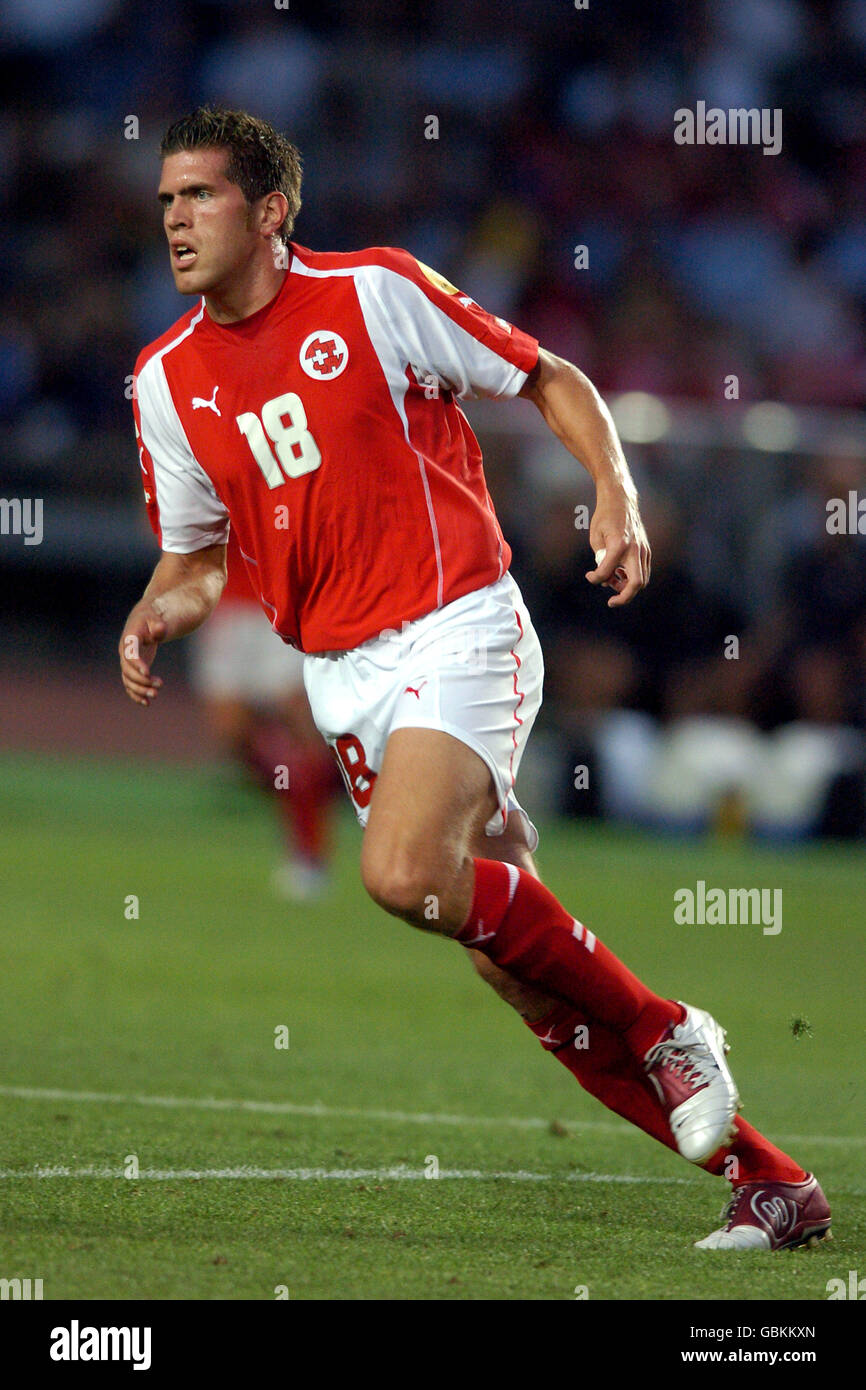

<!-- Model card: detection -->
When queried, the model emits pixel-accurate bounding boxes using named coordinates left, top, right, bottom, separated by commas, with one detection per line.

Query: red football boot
left=695, top=1173, right=832, bottom=1250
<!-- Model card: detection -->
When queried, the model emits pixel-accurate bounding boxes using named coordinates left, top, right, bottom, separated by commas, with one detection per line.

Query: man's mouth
left=172, top=243, right=197, bottom=266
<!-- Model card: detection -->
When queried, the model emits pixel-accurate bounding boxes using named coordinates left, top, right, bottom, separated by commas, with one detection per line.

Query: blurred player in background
left=120, top=107, right=830, bottom=1251
left=189, top=530, right=338, bottom=900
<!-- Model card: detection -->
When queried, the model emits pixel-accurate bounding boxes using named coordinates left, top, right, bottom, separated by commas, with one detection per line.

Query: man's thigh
left=360, top=722, right=546, bottom=935
left=360, top=726, right=497, bottom=897
left=304, top=575, right=543, bottom=842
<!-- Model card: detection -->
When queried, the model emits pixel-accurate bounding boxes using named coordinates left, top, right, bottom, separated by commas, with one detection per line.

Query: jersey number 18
left=236, top=392, right=322, bottom=488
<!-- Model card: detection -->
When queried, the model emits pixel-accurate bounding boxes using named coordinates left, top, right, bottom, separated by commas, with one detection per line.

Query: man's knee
left=360, top=841, right=460, bottom=927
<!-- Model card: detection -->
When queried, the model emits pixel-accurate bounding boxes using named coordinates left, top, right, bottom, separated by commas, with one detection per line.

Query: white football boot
left=643, top=1002, right=740, bottom=1164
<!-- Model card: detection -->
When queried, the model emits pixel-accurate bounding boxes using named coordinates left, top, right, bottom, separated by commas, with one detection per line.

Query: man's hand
left=119, top=605, right=167, bottom=706
left=585, top=486, right=651, bottom=607
left=118, top=544, right=226, bottom=706
left=520, top=348, right=651, bottom=606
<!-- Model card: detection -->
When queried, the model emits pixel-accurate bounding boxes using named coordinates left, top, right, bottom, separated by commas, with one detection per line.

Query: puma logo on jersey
left=404, top=681, right=428, bottom=699
left=192, top=385, right=221, bottom=415
left=463, top=922, right=496, bottom=946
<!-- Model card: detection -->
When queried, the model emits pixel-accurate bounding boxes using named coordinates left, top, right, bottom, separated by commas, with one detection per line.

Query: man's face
left=158, top=148, right=259, bottom=296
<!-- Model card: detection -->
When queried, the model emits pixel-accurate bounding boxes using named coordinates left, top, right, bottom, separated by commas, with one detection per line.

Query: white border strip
left=0, top=1165, right=700, bottom=1184
left=0, top=1085, right=622, bottom=1133
left=0, top=1085, right=859, bottom=1147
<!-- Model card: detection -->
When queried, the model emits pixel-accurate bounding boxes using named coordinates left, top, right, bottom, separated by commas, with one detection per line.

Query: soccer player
left=189, top=529, right=337, bottom=900
left=119, top=107, right=830, bottom=1250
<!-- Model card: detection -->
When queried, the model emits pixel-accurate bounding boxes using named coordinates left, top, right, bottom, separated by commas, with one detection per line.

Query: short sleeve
left=355, top=252, right=539, bottom=402
left=133, top=354, right=230, bottom=553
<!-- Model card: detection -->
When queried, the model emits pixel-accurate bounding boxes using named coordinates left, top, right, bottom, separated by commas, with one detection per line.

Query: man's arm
left=119, top=544, right=226, bottom=706
left=519, top=348, right=651, bottom=606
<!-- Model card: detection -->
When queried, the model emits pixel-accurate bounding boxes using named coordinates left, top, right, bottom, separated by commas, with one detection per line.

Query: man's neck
left=204, top=257, right=288, bottom=325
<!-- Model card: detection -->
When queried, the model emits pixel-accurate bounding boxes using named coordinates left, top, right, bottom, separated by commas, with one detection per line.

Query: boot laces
left=718, top=1187, right=742, bottom=1227
left=644, top=1041, right=714, bottom=1092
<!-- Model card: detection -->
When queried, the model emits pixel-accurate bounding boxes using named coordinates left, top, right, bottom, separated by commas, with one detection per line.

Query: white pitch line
left=0, top=1167, right=862, bottom=1196
left=0, top=1165, right=700, bottom=1185
left=0, top=1084, right=861, bottom=1148
left=0, top=1085, right=625, bottom=1134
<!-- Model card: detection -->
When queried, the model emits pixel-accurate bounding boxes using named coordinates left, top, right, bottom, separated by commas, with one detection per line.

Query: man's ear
left=259, top=190, right=289, bottom=240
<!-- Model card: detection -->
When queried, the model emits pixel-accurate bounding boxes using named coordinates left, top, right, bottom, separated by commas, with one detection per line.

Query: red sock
left=528, top=1002, right=806, bottom=1184
left=528, top=1001, right=682, bottom=1150
left=273, top=744, right=335, bottom=863
left=703, top=1119, right=806, bottom=1186
left=246, top=726, right=335, bottom=865
left=457, top=859, right=680, bottom=1057
left=241, top=722, right=284, bottom=790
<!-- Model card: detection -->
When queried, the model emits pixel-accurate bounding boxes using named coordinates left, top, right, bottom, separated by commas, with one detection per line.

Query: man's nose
left=166, top=202, right=190, bottom=230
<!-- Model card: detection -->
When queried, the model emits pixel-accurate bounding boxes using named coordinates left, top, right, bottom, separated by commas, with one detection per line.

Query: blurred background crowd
left=1, top=0, right=864, bottom=838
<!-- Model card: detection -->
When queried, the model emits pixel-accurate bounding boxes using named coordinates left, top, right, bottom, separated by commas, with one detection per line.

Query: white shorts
left=303, top=573, right=544, bottom=847
left=189, top=602, right=306, bottom=702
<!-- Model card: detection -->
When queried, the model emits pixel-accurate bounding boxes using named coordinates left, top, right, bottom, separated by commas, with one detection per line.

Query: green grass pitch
left=0, top=751, right=862, bottom=1300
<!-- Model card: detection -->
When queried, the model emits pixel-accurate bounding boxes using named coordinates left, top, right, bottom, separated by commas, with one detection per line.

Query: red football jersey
left=133, top=243, right=538, bottom=652
left=220, top=529, right=261, bottom=606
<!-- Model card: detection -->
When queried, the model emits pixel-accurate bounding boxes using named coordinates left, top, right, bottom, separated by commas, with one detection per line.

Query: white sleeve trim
left=136, top=354, right=230, bottom=554
left=355, top=264, right=529, bottom=402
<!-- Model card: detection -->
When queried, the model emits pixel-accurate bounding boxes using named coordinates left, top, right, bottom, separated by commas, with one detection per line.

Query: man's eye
left=195, top=190, right=210, bottom=199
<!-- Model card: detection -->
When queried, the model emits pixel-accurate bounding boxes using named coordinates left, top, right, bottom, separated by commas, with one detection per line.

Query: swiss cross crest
left=299, top=331, right=349, bottom=381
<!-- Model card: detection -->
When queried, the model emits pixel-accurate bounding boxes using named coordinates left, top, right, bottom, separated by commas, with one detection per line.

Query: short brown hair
left=160, top=106, right=302, bottom=243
